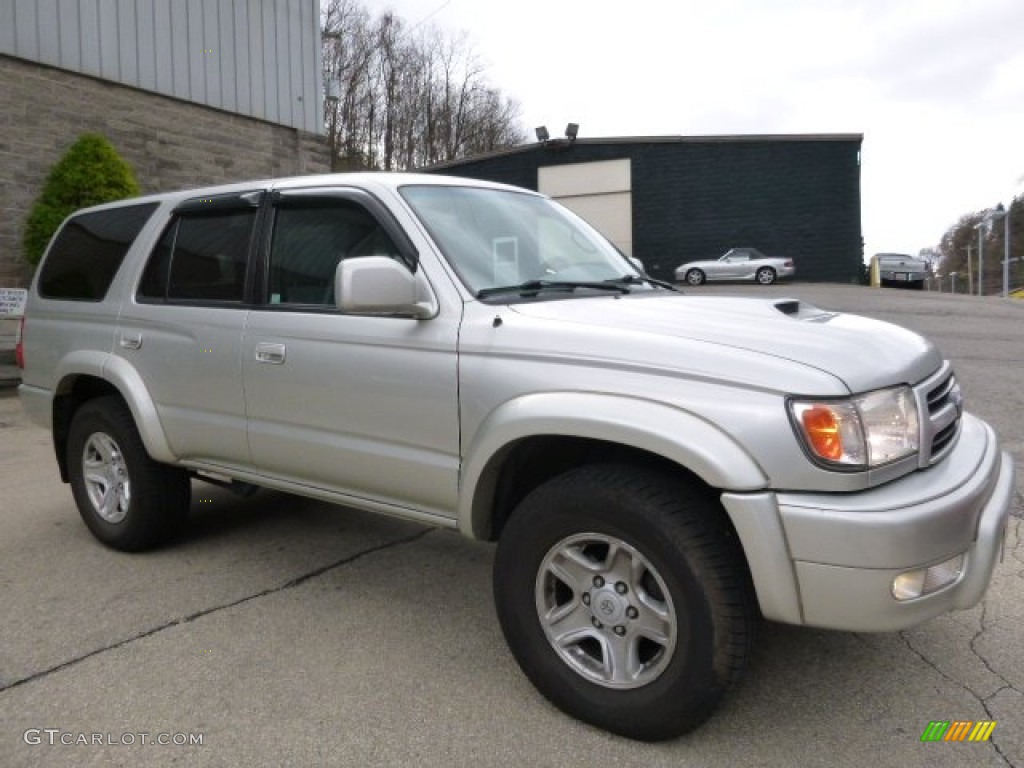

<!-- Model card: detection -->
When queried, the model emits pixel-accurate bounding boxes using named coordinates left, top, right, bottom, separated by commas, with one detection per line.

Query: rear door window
left=38, top=203, right=159, bottom=300
left=138, top=194, right=260, bottom=303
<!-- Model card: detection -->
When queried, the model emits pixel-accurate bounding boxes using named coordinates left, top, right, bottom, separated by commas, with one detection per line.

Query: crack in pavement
left=0, top=527, right=432, bottom=695
left=971, top=602, right=1012, bottom=686
left=1009, top=517, right=1024, bottom=569
left=897, top=521, right=1024, bottom=767
left=899, top=629, right=1013, bottom=767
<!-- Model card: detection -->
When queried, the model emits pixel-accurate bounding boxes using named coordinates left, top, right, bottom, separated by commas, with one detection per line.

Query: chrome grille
left=931, top=421, right=959, bottom=457
left=917, top=366, right=962, bottom=466
left=927, top=374, right=957, bottom=411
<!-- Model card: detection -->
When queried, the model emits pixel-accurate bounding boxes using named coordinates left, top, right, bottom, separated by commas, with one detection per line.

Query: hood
left=507, top=294, right=942, bottom=394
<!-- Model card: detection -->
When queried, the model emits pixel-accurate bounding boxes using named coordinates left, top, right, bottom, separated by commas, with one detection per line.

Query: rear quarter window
left=38, top=203, right=159, bottom=301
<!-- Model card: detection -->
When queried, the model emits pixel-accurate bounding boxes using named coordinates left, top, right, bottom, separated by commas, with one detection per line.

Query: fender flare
left=459, top=392, right=768, bottom=539
left=101, top=355, right=177, bottom=463
left=55, top=353, right=177, bottom=464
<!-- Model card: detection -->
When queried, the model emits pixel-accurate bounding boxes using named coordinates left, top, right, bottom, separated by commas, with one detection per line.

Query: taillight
left=15, top=316, right=25, bottom=369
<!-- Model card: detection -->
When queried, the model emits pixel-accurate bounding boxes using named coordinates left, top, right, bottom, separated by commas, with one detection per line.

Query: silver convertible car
left=675, top=247, right=795, bottom=285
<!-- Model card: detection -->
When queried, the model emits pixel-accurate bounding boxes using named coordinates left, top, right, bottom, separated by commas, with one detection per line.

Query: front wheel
left=67, top=396, right=191, bottom=551
left=493, top=464, right=756, bottom=741
left=755, top=267, right=776, bottom=285
left=685, top=269, right=706, bottom=286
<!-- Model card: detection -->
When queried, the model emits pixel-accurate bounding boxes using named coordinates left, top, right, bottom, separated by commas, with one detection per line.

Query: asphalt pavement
left=1, top=284, right=1022, bottom=767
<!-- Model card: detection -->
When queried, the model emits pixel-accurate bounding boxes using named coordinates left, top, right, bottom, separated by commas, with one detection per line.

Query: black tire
left=755, top=267, right=776, bottom=285
left=685, top=269, right=705, bottom=286
left=493, top=464, right=756, bottom=741
left=67, top=396, right=191, bottom=551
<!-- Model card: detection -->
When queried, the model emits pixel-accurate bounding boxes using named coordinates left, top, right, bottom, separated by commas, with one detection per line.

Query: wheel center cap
left=590, top=587, right=627, bottom=624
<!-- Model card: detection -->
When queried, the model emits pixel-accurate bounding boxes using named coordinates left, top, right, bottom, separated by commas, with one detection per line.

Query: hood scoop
left=773, top=298, right=838, bottom=323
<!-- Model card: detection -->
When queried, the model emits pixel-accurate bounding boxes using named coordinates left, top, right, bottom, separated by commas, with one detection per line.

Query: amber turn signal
left=800, top=405, right=843, bottom=462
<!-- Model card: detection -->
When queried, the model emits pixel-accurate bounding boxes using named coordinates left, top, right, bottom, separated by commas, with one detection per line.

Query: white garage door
left=538, top=159, right=633, bottom=257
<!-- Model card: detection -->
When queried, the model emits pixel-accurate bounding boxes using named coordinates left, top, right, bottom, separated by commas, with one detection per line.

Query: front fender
left=459, top=392, right=768, bottom=539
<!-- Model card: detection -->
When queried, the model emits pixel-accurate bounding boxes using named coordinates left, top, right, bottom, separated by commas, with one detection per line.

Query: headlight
left=789, top=385, right=919, bottom=469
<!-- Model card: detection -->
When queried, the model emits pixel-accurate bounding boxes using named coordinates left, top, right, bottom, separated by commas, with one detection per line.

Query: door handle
left=255, top=342, right=286, bottom=364
left=119, top=333, right=142, bottom=350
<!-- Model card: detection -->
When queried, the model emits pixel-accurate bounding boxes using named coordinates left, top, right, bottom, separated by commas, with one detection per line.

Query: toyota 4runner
left=17, top=173, right=1014, bottom=741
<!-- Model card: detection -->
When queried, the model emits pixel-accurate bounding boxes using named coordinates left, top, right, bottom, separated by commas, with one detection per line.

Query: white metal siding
left=0, top=0, right=324, bottom=134
left=539, top=160, right=634, bottom=257
left=38, top=1, right=60, bottom=64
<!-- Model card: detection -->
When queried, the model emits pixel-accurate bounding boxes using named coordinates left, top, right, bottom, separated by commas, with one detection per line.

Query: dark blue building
left=425, top=134, right=863, bottom=284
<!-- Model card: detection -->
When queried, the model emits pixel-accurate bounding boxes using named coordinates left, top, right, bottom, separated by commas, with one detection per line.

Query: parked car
left=674, top=247, right=795, bottom=285
left=874, top=252, right=928, bottom=289
left=18, top=174, right=1013, bottom=742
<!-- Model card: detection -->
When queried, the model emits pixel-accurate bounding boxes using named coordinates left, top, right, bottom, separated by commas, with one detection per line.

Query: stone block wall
left=0, top=54, right=330, bottom=287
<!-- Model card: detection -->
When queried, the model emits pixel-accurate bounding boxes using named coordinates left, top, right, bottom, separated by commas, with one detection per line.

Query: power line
left=408, top=0, right=452, bottom=34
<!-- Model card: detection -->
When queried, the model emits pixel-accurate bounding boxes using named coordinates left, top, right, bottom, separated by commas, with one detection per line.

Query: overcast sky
left=384, top=0, right=1024, bottom=261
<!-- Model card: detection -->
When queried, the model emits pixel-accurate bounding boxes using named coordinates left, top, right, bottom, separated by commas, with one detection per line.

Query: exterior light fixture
left=975, top=204, right=1011, bottom=297
left=987, top=203, right=1010, bottom=298
left=973, top=218, right=986, bottom=296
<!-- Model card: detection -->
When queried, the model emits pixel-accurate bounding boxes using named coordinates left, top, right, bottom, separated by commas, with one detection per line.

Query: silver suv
left=18, top=173, right=1014, bottom=741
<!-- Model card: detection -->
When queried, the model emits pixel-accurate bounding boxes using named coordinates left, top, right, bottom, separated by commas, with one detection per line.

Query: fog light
left=892, top=554, right=964, bottom=601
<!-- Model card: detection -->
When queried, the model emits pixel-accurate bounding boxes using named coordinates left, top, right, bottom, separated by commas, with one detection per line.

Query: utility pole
left=963, top=243, right=973, bottom=295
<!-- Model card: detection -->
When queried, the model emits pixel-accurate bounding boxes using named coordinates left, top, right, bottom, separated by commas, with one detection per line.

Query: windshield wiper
left=606, top=274, right=680, bottom=292
left=477, top=280, right=631, bottom=299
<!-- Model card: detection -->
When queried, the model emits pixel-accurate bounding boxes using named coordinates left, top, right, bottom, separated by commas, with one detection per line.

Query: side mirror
left=335, top=257, right=435, bottom=318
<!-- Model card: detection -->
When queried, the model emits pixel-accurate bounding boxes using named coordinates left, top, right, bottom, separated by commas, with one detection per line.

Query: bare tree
left=321, top=0, right=526, bottom=171
left=937, top=196, right=1024, bottom=295
left=322, top=0, right=376, bottom=169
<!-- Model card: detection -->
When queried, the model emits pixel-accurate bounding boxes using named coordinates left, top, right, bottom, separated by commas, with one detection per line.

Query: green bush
left=23, top=134, right=141, bottom=266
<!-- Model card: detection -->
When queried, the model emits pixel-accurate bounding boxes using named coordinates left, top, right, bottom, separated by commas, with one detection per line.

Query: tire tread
left=67, top=396, right=190, bottom=551
left=494, top=463, right=757, bottom=740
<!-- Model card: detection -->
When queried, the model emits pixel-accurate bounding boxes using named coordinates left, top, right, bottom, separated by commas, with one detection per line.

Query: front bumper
left=723, top=413, right=1014, bottom=631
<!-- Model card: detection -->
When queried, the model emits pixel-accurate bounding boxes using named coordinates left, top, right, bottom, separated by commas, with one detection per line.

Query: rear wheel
left=493, top=464, right=756, bottom=741
left=67, top=396, right=191, bottom=551
left=685, top=269, right=706, bottom=286
left=755, top=267, right=776, bottom=285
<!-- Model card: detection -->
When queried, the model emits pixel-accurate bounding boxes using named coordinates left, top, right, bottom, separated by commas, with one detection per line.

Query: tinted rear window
left=38, top=203, right=158, bottom=301
left=138, top=210, right=256, bottom=303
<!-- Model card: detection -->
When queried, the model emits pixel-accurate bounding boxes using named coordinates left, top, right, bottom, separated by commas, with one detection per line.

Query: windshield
left=400, top=184, right=645, bottom=296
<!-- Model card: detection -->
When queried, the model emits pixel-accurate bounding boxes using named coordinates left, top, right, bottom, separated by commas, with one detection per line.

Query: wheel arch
left=52, top=356, right=176, bottom=481
left=459, top=393, right=768, bottom=541
left=686, top=268, right=706, bottom=284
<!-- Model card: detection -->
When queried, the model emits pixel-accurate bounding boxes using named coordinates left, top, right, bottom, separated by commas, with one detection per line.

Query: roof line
left=421, top=132, right=865, bottom=170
